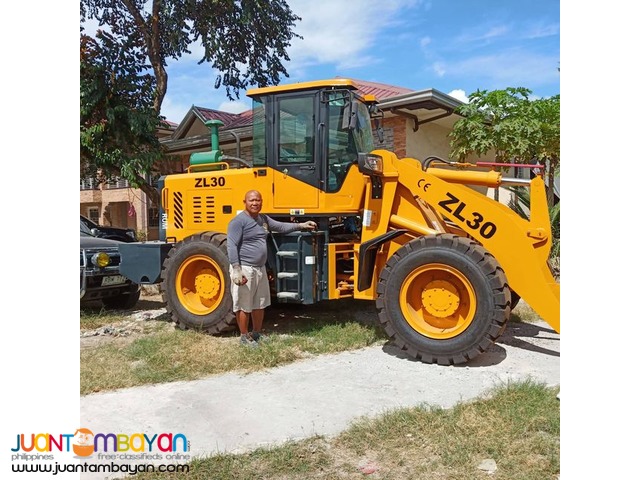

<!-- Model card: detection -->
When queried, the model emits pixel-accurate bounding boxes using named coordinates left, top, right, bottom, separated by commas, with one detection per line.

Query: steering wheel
left=328, top=151, right=355, bottom=176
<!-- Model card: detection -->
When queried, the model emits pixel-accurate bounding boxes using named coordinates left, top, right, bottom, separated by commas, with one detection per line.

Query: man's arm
left=265, top=216, right=317, bottom=233
left=226, top=220, right=243, bottom=267
left=226, top=219, right=248, bottom=285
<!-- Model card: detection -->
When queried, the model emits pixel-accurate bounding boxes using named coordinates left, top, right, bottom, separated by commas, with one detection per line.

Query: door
left=272, top=93, right=320, bottom=208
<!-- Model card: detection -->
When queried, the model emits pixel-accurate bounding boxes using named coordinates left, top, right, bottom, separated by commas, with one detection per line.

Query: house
left=79, top=120, right=177, bottom=241
left=80, top=78, right=508, bottom=240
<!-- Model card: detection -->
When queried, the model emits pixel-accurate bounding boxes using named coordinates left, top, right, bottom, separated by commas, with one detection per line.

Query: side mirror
left=341, top=101, right=358, bottom=130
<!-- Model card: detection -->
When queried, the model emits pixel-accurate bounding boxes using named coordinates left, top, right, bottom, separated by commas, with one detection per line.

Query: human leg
left=236, top=310, right=251, bottom=335
left=249, top=266, right=271, bottom=341
left=230, top=265, right=257, bottom=346
left=251, top=309, right=264, bottom=333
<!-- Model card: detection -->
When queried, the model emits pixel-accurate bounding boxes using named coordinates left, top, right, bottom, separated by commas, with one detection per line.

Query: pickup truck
left=80, top=220, right=140, bottom=309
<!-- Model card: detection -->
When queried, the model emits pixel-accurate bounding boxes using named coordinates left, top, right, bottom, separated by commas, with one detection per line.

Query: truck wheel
left=161, top=232, right=236, bottom=334
left=102, top=287, right=141, bottom=310
left=376, top=234, right=510, bottom=365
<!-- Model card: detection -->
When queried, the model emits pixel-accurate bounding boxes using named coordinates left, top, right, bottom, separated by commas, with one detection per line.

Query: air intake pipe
left=189, top=119, right=224, bottom=166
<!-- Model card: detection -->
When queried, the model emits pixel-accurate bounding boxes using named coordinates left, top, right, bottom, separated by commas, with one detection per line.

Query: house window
left=148, top=207, right=159, bottom=227
left=88, top=207, right=100, bottom=224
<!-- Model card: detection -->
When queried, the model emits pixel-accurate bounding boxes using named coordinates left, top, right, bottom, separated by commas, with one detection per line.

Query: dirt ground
left=80, top=288, right=381, bottom=349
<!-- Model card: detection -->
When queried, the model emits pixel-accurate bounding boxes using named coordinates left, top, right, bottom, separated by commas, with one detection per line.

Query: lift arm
left=363, top=152, right=560, bottom=333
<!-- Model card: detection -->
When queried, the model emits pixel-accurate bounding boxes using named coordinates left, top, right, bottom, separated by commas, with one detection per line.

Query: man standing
left=227, top=190, right=317, bottom=347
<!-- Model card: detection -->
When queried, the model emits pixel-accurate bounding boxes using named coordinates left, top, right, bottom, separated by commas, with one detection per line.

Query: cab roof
left=246, top=78, right=358, bottom=98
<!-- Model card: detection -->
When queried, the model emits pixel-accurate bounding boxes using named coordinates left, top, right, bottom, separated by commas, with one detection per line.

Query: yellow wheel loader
left=118, top=78, right=559, bottom=365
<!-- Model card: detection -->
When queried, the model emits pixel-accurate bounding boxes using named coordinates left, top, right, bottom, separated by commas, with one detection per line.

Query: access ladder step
left=277, top=292, right=300, bottom=300
left=276, top=251, right=298, bottom=257
left=277, top=272, right=298, bottom=279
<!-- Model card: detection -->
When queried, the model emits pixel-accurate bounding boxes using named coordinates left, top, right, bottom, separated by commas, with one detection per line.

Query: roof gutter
left=378, top=88, right=463, bottom=132
left=389, top=107, right=454, bottom=132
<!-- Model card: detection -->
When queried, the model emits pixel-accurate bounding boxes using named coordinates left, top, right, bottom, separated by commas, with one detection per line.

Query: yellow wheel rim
left=399, top=263, right=477, bottom=339
left=175, top=255, right=225, bottom=315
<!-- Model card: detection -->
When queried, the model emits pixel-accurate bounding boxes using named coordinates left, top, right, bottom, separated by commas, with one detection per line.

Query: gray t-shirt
left=227, top=212, right=300, bottom=267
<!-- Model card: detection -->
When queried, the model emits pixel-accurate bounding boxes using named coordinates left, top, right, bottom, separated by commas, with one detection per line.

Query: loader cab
left=248, top=79, right=376, bottom=205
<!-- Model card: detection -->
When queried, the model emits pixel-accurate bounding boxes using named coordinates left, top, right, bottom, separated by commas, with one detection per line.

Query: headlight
left=357, top=153, right=383, bottom=176
left=126, top=230, right=136, bottom=240
left=92, top=252, right=111, bottom=268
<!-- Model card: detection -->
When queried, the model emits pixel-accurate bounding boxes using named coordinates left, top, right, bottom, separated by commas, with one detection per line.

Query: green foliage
left=451, top=87, right=534, bottom=163
left=449, top=88, right=560, bottom=205
left=81, top=0, right=301, bottom=199
left=450, top=88, right=559, bottom=163
left=80, top=31, right=163, bottom=191
left=80, top=0, right=301, bottom=101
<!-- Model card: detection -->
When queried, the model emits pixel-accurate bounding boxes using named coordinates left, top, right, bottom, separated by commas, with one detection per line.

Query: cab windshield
left=325, top=91, right=375, bottom=191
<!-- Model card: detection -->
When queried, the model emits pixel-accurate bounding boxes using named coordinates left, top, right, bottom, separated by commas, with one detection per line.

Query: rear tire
left=161, top=232, right=236, bottom=334
left=376, top=234, right=510, bottom=365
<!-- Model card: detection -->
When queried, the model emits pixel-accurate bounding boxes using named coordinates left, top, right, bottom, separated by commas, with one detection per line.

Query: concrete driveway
left=79, top=320, right=559, bottom=479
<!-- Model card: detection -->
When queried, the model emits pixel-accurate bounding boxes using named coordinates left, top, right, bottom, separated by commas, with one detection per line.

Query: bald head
left=243, top=190, right=263, bottom=217
left=244, top=190, right=262, bottom=202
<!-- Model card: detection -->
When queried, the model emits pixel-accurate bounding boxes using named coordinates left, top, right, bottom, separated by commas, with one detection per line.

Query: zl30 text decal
left=438, top=192, right=497, bottom=239
left=194, top=177, right=226, bottom=188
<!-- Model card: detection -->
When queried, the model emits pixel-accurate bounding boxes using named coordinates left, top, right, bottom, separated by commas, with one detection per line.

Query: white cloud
left=447, top=89, right=468, bottom=103
left=524, top=22, right=560, bottom=39
left=432, top=62, right=446, bottom=77
left=420, top=36, right=432, bottom=49
left=160, top=96, right=191, bottom=124
left=285, top=0, right=418, bottom=71
left=454, top=24, right=511, bottom=46
left=218, top=100, right=251, bottom=114
left=441, top=50, right=560, bottom=88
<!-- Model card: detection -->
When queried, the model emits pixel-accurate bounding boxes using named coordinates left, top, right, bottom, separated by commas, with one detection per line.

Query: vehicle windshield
left=350, top=98, right=375, bottom=154
left=80, top=219, right=93, bottom=236
left=325, top=91, right=375, bottom=191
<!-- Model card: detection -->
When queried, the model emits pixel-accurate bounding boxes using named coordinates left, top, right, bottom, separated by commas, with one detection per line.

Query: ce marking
left=417, top=179, right=432, bottom=191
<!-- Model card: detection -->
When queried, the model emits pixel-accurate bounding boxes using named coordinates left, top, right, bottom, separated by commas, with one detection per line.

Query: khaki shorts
left=230, top=265, right=271, bottom=313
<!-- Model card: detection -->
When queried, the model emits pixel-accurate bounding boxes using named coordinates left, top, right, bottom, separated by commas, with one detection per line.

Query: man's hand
left=231, top=265, right=247, bottom=286
left=299, top=221, right=317, bottom=231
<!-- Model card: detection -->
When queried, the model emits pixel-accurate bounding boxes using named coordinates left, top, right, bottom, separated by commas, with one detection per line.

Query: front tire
left=376, top=234, right=510, bottom=365
left=161, top=232, right=235, bottom=334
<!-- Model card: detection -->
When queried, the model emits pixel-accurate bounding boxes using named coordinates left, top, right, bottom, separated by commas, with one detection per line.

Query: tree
left=81, top=31, right=164, bottom=204
left=449, top=87, right=560, bottom=205
left=80, top=0, right=301, bottom=203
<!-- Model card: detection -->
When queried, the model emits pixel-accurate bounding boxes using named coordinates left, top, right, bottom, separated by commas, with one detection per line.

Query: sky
left=160, top=0, right=560, bottom=123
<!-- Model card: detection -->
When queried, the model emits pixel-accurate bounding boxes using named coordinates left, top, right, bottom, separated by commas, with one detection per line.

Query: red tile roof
left=193, top=107, right=242, bottom=126
left=350, top=78, right=413, bottom=100
left=191, top=106, right=254, bottom=130
left=188, top=79, right=414, bottom=131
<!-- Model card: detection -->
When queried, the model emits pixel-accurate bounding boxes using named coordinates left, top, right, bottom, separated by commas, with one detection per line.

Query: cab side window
left=277, top=96, right=315, bottom=164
